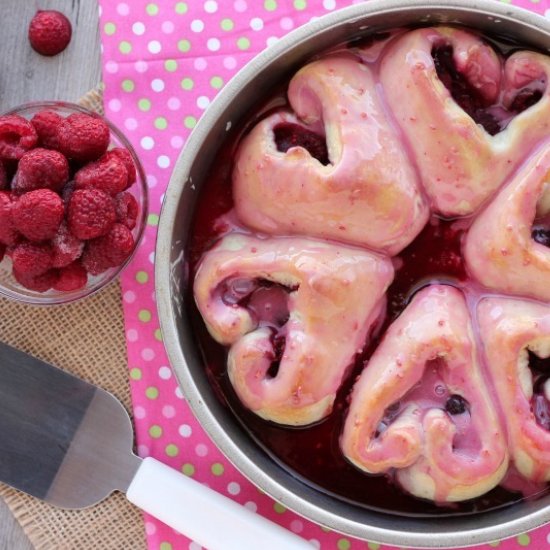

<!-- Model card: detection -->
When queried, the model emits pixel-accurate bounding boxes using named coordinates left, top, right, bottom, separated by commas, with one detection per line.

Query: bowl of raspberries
left=0, top=101, right=147, bottom=304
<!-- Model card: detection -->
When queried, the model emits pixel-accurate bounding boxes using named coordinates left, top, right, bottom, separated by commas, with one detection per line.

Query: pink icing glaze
left=464, top=140, right=550, bottom=302
left=193, top=234, right=393, bottom=426
left=341, top=285, right=509, bottom=502
left=233, top=54, right=429, bottom=256
left=379, top=26, right=550, bottom=216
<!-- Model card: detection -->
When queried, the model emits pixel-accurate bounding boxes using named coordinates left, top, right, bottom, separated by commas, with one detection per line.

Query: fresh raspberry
left=98, top=223, right=135, bottom=265
left=13, top=268, right=58, bottom=292
left=13, top=148, right=69, bottom=193
left=12, top=189, right=64, bottom=242
left=58, top=113, right=110, bottom=162
left=53, top=261, right=87, bottom=291
left=31, top=110, right=63, bottom=149
left=0, top=192, right=18, bottom=246
left=67, top=189, right=116, bottom=240
left=115, top=192, right=139, bottom=229
left=81, top=240, right=112, bottom=276
left=11, top=241, right=53, bottom=276
left=0, top=115, right=38, bottom=160
left=51, top=222, right=83, bottom=268
left=28, top=10, right=72, bottom=57
left=109, top=147, right=137, bottom=187
left=75, top=151, right=128, bottom=196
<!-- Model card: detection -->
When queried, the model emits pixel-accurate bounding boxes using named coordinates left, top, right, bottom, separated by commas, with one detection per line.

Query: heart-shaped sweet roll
left=380, top=27, right=550, bottom=216
left=193, top=234, right=393, bottom=426
left=341, top=285, right=508, bottom=502
left=478, top=297, right=550, bottom=481
left=464, top=142, right=550, bottom=302
left=232, top=54, right=429, bottom=256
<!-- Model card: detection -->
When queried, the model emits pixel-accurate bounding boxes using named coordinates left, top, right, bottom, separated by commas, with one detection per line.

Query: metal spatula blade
left=0, top=341, right=312, bottom=550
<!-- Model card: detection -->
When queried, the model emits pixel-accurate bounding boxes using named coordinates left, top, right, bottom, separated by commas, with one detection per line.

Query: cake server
left=0, top=340, right=312, bottom=550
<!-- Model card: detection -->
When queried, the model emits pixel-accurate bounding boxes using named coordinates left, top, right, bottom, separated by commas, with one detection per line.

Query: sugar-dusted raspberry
left=14, top=148, right=69, bottom=193
left=12, top=189, right=64, bottom=242
left=11, top=241, right=54, bottom=276
left=31, top=110, right=63, bottom=150
left=67, top=188, right=116, bottom=240
left=98, top=223, right=135, bottom=265
left=13, top=268, right=58, bottom=292
left=58, top=113, right=110, bottom=162
left=110, top=147, right=137, bottom=187
left=115, top=192, right=139, bottom=229
left=0, top=191, right=19, bottom=246
left=75, top=151, right=128, bottom=196
left=28, top=10, right=72, bottom=57
left=53, top=261, right=87, bottom=291
left=52, top=222, right=83, bottom=268
left=0, top=115, right=38, bottom=160
left=81, top=240, right=112, bottom=276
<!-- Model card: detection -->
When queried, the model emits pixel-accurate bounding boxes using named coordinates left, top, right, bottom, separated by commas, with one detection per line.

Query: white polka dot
left=132, top=21, right=145, bottom=35
left=105, top=60, right=119, bottom=74
left=228, top=482, right=241, bottom=495
left=162, top=405, right=176, bottom=418
left=174, top=386, right=183, bottom=398
left=290, top=520, right=304, bottom=533
left=141, top=348, right=155, bottom=361
left=98, top=5, right=102, bottom=17
left=108, top=99, right=121, bottom=112
left=167, top=97, right=181, bottom=110
left=546, top=532, right=550, bottom=544
left=189, top=543, right=202, bottom=550
left=546, top=8, right=550, bottom=19
left=148, top=40, right=162, bottom=54
left=138, top=444, right=150, bottom=457
left=207, top=37, right=221, bottom=51
left=194, top=57, right=207, bottom=71
left=266, top=36, right=278, bottom=47
left=197, top=96, right=210, bottom=109
left=171, top=136, right=184, bottom=148
left=134, top=406, right=146, bottom=419
left=191, top=19, right=205, bottom=32
left=323, top=0, right=336, bottom=9
left=127, top=328, right=138, bottom=342
left=223, top=56, right=237, bottom=70
left=204, top=0, right=218, bottom=13
left=195, top=443, right=208, bottom=457
left=280, top=17, right=294, bottom=30
left=151, top=78, right=165, bottom=92
left=144, top=522, right=156, bottom=535
left=116, top=3, right=129, bottom=16
left=157, top=155, right=170, bottom=169
left=250, top=17, right=264, bottom=31
left=309, top=540, right=321, bottom=549
left=147, top=174, right=157, bottom=188
left=162, top=20, right=174, bottom=33
left=124, top=290, right=136, bottom=303
left=179, top=424, right=192, bottom=437
left=134, top=60, right=148, bottom=73
left=125, top=118, right=138, bottom=131
left=149, top=251, right=155, bottom=264
left=234, top=0, right=247, bottom=12
left=159, top=366, right=172, bottom=379
left=141, top=136, right=155, bottom=150
left=244, top=501, right=257, bottom=512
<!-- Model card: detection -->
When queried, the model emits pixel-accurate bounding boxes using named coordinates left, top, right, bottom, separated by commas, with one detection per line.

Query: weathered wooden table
left=0, top=1, right=101, bottom=547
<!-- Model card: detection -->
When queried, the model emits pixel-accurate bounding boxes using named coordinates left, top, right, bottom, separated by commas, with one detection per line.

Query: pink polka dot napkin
left=98, top=1, right=550, bottom=549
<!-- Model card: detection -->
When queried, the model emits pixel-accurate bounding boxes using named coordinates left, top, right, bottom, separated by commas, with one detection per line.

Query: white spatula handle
left=126, top=457, right=313, bottom=550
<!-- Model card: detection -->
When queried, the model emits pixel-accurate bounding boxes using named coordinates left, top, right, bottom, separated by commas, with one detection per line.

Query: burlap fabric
left=0, top=88, right=146, bottom=550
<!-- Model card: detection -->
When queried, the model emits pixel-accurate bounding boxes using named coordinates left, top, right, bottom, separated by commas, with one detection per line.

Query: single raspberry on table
left=53, top=261, right=87, bottom=291
left=109, top=147, right=137, bottom=187
left=11, top=189, right=64, bottom=242
left=28, top=10, right=72, bottom=57
left=75, top=150, right=128, bottom=196
left=51, top=222, right=83, bottom=268
left=0, top=191, right=19, bottom=246
left=31, top=110, right=63, bottom=150
left=11, top=241, right=54, bottom=276
left=67, top=188, right=116, bottom=240
left=13, top=268, right=59, bottom=292
left=0, top=115, right=38, bottom=160
left=14, top=148, right=69, bottom=193
left=115, top=192, right=139, bottom=229
left=58, top=113, right=110, bottom=162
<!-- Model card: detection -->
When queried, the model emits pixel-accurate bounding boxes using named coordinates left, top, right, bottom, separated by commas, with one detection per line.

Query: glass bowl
left=0, top=101, right=148, bottom=305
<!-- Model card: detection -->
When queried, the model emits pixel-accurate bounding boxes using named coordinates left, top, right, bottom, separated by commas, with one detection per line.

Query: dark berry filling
left=273, top=122, right=330, bottom=165
left=374, top=401, right=401, bottom=438
left=532, top=225, right=550, bottom=248
left=267, top=331, right=286, bottom=379
left=529, top=351, right=550, bottom=430
left=445, top=394, right=468, bottom=415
